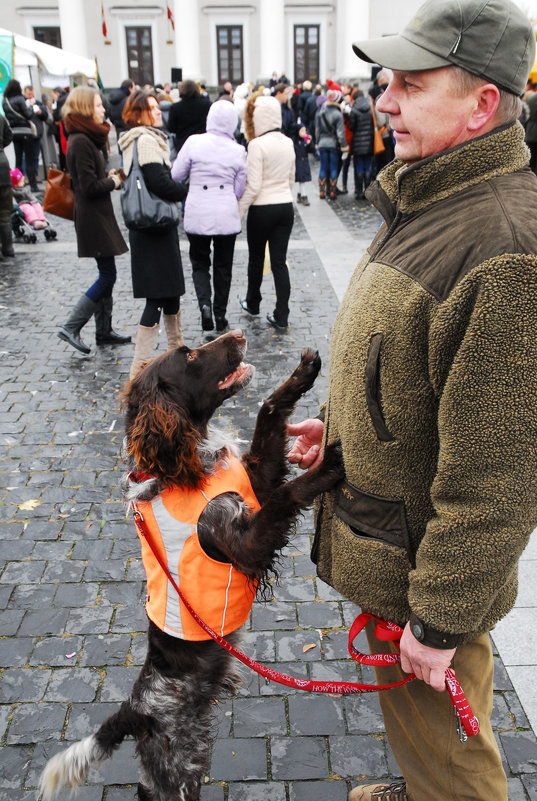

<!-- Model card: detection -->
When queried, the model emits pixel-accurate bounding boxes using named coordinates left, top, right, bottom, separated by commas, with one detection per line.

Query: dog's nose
left=230, top=329, right=244, bottom=338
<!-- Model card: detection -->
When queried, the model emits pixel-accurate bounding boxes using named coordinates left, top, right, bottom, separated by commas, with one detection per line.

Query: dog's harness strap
left=131, top=503, right=479, bottom=738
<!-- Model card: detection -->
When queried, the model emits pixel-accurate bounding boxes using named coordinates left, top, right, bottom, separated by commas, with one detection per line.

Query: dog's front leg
left=243, top=349, right=321, bottom=499
left=236, top=440, right=344, bottom=574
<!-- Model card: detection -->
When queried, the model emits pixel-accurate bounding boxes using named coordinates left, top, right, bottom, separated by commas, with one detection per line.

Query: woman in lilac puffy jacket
left=171, top=100, right=247, bottom=334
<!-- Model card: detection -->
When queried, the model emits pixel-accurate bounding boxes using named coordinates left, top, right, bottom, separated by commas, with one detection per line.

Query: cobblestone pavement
left=1, top=163, right=537, bottom=801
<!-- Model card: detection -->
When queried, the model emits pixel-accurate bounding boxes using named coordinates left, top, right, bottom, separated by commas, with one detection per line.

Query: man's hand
left=287, top=419, right=324, bottom=470
left=399, top=622, right=456, bottom=692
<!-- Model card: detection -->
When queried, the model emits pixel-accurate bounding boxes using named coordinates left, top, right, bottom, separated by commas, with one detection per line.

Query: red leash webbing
left=132, top=506, right=479, bottom=735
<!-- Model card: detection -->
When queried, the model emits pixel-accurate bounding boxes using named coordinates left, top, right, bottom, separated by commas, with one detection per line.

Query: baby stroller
left=11, top=204, right=57, bottom=243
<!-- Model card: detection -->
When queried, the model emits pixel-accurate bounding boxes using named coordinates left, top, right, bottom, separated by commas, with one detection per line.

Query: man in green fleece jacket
left=288, top=1, right=537, bottom=799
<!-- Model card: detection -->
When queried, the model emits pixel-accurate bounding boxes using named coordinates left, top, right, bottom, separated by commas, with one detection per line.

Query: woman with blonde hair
left=119, top=89, right=187, bottom=378
left=57, top=85, right=130, bottom=354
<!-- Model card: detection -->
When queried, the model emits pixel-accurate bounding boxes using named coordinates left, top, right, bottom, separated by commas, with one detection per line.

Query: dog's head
left=121, top=330, right=254, bottom=488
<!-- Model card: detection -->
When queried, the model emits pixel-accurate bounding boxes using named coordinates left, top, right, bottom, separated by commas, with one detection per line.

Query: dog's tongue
left=218, top=362, right=249, bottom=389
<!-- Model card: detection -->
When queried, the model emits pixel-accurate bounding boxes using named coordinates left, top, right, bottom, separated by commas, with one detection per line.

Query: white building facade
left=2, top=0, right=425, bottom=90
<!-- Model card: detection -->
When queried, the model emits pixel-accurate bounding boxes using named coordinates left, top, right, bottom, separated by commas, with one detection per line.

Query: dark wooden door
left=294, top=24, right=320, bottom=84
left=126, top=26, right=154, bottom=87
left=216, top=25, right=244, bottom=85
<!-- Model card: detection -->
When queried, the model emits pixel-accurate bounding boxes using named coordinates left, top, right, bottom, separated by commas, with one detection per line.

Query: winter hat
left=352, top=0, right=535, bottom=96
left=326, top=79, right=343, bottom=92
left=10, top=168, right=24, bottom=187
left=326, top=89, right=342, bottom=103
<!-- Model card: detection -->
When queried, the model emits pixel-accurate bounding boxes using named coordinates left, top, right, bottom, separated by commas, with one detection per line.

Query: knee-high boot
left=94, top=297, right=131, bottom=345
left=163, top=311, right=185, bottom=350
left=57, top=295, right=98, bottom=354
left=318, top=177, right=326, bottom=199
left=129, top=324, right=159, bottom=379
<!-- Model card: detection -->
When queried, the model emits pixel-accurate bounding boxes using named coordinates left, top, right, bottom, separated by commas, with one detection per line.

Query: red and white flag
left=167, top=4, right=175, bottom=31
left=101, top=3, right=108, bottom=39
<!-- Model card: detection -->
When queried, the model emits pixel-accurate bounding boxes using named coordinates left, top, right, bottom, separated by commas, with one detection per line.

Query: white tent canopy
left=0, top=27, right=96, bottom=86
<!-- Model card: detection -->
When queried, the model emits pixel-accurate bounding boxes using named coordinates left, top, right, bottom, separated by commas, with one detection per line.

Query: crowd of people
left=3, top=51, right=537, bottom=355
left=0, top=70, right=396, bottom=343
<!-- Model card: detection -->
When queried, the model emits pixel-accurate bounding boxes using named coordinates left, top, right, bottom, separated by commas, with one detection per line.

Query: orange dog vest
left=136, top=455, right=261, bottom=641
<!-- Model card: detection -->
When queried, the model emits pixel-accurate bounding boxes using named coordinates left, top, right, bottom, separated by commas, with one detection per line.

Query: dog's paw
left=319, top=439, right=345, bottom=483
left=292, top=349, right=321, bottom=389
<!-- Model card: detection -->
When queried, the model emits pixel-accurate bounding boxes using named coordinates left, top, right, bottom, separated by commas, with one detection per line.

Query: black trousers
left=13, top=136, right=37, bottom=188
left=246, top=203, right=294, bottom=326
left=187, top=233, right=237, bottom=318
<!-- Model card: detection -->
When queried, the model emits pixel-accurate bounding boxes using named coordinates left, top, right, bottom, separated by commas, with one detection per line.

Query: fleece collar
left=371, top=122, right=530, bottom=218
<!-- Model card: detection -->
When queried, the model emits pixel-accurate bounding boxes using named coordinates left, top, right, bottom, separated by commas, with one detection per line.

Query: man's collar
left=373, top=122, right=529, bottom=216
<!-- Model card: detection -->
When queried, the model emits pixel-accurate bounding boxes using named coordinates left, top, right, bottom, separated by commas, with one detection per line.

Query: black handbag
left=120, top=139, right=178, bottom=232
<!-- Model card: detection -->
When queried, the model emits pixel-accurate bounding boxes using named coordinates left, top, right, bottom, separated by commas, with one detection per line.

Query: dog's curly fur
left=39, top=331, right=344, bottom=801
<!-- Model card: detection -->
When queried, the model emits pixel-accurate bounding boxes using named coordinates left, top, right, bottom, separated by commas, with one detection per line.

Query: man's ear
left=468, top=83, right=501, bottom=132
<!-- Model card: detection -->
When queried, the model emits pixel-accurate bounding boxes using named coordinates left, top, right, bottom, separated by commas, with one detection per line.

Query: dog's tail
left=39, top=702, right=155, bottom=800
left=39, top=734, right=106, bottom=800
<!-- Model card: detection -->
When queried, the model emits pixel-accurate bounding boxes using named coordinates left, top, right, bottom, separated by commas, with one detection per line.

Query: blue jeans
left=319, top=148, right=339, bottom=181
left=85, top=256, right=117, bottom=302
left=354, top=154, right=372, bottom=176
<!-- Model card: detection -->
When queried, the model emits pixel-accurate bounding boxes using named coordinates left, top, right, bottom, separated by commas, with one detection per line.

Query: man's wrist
left=409, top=612, right=461, bottom=649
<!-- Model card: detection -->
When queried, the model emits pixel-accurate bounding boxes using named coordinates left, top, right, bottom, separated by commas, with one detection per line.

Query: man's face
left=376, top=67, right=480, bottom=164
left=277, top=87, right=290, bottom=104
left=24, top=87, right=34, bottom=100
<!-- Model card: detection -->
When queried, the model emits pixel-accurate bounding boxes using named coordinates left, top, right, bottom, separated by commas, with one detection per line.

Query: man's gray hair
left=449, top=66, right=522, bottom=125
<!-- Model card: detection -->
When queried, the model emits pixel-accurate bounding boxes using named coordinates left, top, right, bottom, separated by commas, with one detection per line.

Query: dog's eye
left=186, top=351, right=197, bottom=361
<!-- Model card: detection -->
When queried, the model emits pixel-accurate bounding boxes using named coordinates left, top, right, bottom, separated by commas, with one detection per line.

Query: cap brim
left=352, top=34, right=451, bottom=71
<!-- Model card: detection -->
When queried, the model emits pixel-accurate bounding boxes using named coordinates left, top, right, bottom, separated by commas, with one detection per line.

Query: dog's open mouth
left=218, top=362, right=254, bottom=390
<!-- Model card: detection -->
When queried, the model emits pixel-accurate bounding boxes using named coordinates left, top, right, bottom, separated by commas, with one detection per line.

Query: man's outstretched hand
left=287, top=418, right=325, bottom=470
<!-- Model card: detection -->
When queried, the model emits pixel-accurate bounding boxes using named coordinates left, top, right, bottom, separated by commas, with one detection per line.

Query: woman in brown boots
left=119, top=90, right=187, bottom=378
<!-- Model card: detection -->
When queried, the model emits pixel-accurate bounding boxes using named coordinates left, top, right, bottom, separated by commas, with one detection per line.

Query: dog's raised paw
left=292, top=349, right=321, bottom=387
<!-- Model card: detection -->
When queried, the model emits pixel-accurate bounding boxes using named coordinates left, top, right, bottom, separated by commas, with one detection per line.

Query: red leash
left=132, top=504, right=479, bottom=740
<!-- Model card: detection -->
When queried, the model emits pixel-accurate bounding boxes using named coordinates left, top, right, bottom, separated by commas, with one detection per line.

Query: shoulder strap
left=5, top=97, right=25, bottom=122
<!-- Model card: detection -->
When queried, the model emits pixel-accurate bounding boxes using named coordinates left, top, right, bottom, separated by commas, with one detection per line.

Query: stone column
left=174, top=0, right=201, bottom=79
left=258, top=0, right=285, bottom=81
left=337, top=0, right=371, bottom=80
left=58, top=0, right=89, bottom=58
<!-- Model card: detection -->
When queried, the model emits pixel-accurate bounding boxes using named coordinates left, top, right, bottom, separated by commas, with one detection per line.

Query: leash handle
left=132, top=503, right=479, bottom=735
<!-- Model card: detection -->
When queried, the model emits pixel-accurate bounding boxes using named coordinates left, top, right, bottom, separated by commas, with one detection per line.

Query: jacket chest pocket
left=335, top=479, right=414, bottom=566
left=365, top=332, right=395, bottom=442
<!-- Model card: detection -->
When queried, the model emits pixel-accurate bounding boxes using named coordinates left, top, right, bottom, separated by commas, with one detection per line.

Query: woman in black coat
left=348, top=90, right=374, bottom=199
left=57, top=86, right=130, bottom=354
left=167, top=80, right=211, bottom=155
left=118, top=90, right=187, bottom=378
left=2, top=79, right=38, bottom=191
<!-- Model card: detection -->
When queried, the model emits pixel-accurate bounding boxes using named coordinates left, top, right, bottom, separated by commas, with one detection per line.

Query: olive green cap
left=352, top=0, right=536, bottom=95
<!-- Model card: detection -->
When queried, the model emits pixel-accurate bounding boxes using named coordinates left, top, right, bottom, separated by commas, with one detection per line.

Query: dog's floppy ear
left=124, top=383, right=206, bottom=489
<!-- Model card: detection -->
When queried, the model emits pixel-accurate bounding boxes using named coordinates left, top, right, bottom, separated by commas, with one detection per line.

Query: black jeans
left=187, top=233, right=237, bottom=318
left=13, top=135, right=37, bottom=189
left=246, top=203, right=294, bottom=326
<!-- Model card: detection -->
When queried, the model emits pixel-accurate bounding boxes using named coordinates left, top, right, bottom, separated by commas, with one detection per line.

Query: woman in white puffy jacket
left=238, top=94, right=296, bottom=330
